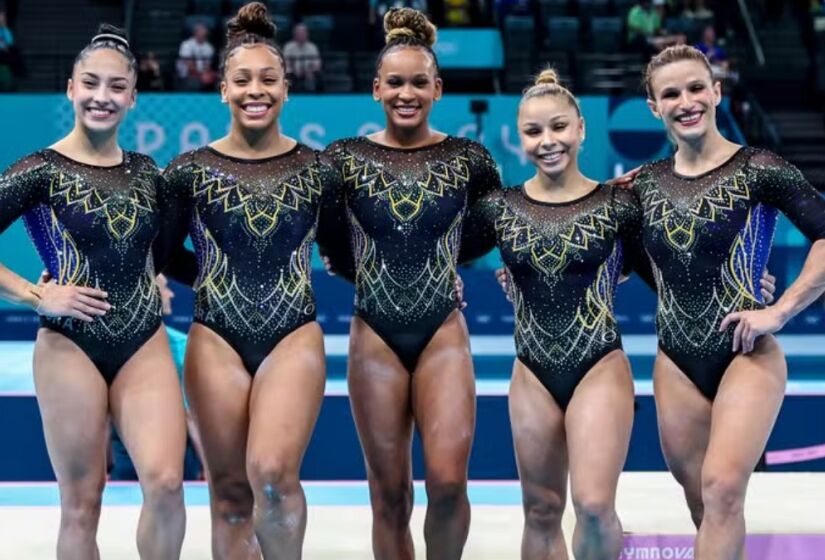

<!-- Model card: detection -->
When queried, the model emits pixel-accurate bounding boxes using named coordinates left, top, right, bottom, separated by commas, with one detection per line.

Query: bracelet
left=27, top=287, right=43, bottom=314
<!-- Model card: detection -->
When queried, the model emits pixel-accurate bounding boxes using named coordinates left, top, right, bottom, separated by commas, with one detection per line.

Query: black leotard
left=472, top=184, right=653, bottom=409
left=158, top=144, right=336, bottom=375
left=0, top=149, right=165, bottom=383
left=322, top=136, right=502, bottom=372
left=634, top=147, right=825, bottom=399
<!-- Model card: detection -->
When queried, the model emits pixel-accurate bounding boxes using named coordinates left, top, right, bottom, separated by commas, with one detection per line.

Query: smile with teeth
left=87, top=107, right=115, bottom=118
left=243, top=103, right=271, bottom=115
left=676, top=112, right=703, bottom=126
left=395, top=106, right=420, bottom=116
left=538, top=152, right=564, bottom=164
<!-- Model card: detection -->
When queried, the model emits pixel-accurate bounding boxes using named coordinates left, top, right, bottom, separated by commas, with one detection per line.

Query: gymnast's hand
left=495, top=267, right=512, bottom=302
left=760, top=270, right=776, bottom=304
left=156, top=273, right=175, bottom=316
left=33, top=269, right=110, bottom=322
left=719, top=306, right=786, bottom=355
left=455, top=274, right=467, bottom=310
left=322, top=255, right=335, bottom=276
left=720, top=270, right=779, bottom=353
left=605, top=166, right=641, bottom=189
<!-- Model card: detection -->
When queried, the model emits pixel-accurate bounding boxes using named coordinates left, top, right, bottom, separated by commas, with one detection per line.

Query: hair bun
left=92, top=23, right=130, bottom=48
left=227, top=1, right=277, bottom=42
left=384, top=8, right=437, bottom=47
left=535, top=68, right=559, bottom=87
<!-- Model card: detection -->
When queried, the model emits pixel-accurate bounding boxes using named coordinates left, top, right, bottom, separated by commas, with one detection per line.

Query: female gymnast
left=155, top=3, right=335, bottom=558
left=637, top=45, right=825, bottom=558
left=469, top=69, right=655, bottom=559
left=321, top=8, right=502, bottom=559
left=0, top=25, right=187, bottom=559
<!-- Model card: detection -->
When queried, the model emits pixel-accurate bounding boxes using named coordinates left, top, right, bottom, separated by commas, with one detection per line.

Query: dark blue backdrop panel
left=3, top=394, right=824, bottom=481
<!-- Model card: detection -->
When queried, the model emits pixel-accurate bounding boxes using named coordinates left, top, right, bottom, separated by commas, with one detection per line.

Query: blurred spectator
left=137, top=51, right=165, bottom=92
left=444, top=0, right=474, bottom=26
left=627, top=0, right=686, bottom=54
left=495, top=0, right=532, bottom=21
left=370, top=0, right=429, bottom=26
left=695, top=24, right=729, bottom=76
left=0, top=10, right=15, bottom=91
left=176, top=23, right=216, bottom=91
left=283, top=23, right=322, bottom=92
left=683, top=0, right=713, bottom=19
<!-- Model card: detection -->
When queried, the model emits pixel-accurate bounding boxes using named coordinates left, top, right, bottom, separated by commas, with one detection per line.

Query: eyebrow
left=386, top=73, right=430, bottom=78
left=80, top=72, right=128, bottom=82
left=521, top=115, right=570, bottom=124
left=233, top=66, right=279, bottom=72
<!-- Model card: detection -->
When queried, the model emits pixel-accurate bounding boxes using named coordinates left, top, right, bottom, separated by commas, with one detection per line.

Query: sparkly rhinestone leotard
left=471, top=184, right=653, bottom=409
left=158, top=144, right=337, bottom=375
left=0, top=149, right=165, bottom=383
left=634, top=147, right=825, bottom=399
left=322, top=136, right=502, bottom=372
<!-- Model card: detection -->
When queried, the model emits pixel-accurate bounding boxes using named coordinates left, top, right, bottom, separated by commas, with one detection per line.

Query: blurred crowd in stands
left=0, top=0, right=822, bottom=94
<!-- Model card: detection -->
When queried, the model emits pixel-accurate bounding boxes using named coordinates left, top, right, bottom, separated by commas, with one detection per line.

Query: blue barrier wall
left=4, top=393, right=824, bottom=481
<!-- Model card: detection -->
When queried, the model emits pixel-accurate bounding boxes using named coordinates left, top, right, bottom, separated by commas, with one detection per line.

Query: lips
left=241, top=102, right=272, bottom=117
left=675, top=111, right=703, bottom=127
left=394, top=105, right=420, bottom=118
left=537, top=151, right=564, bottom=164
left=86, top=107, right=115, bottom=119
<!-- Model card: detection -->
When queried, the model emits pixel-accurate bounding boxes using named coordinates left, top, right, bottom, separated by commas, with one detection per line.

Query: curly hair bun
left=384, top=7, right=436, bottom=47
left=226, top=1, right=276, bottom=42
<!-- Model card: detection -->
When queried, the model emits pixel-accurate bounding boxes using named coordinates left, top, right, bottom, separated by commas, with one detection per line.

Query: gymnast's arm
left=316, top=148, right=356, bottom=282
left=458, top=140, right=504, bottom=264
left=720, top=152, right=825, bottom=353
left=0, top=154, right=109, bottom=320
left=153, top=160, right=198, bottom=287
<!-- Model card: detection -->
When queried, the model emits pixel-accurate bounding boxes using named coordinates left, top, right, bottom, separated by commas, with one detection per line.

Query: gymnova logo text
left=620, top=546, right=693, bottom=560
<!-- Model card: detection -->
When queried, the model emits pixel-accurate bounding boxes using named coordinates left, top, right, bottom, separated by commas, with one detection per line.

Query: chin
left=242, top=118, right=276, bottom=130
left=673, top=126, right=709, bottom=142
left=81, top=119, right=120, bottom=132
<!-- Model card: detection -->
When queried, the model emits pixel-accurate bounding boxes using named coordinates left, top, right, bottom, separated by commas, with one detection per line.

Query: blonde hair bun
left=535, top=68, right=560, bottom=87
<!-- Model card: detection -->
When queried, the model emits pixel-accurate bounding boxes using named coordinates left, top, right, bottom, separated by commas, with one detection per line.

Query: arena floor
left=2, top=473, right=824, bottom=559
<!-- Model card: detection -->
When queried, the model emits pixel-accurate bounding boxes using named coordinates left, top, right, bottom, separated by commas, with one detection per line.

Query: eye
left=662, top=90, right=679, bottom=99
left=82, top=80, right=96, bottom=87
left=690, top=83, right=705, bottom=92
left=234, top=79, right=248, bottom=86
left=414, top=78, right=429, bottom=87
left=553, top=123, right=568, bottom=131
left=523, top=128, right=540, bottom=136
left=387, top=78, right=402, bottom=86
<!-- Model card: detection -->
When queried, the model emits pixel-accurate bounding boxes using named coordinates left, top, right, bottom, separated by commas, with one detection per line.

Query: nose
left=91, top=83, right=111, bottom=104
left=540, top=128, right=556, bottom=149
left=247, top=78, right=264, bottom=97
left=398, top=83, right=416, bottom=101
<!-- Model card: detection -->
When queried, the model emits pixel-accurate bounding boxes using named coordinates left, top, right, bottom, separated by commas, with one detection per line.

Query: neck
left=225, top=121, right=283, bottom=156
left=384, top=120, right=434, bottom=148
left=674, top=128, right=731, bottom=167
left=67, top=125, right=121, bottom=158
left=528, top=165, right=593, bottom=202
